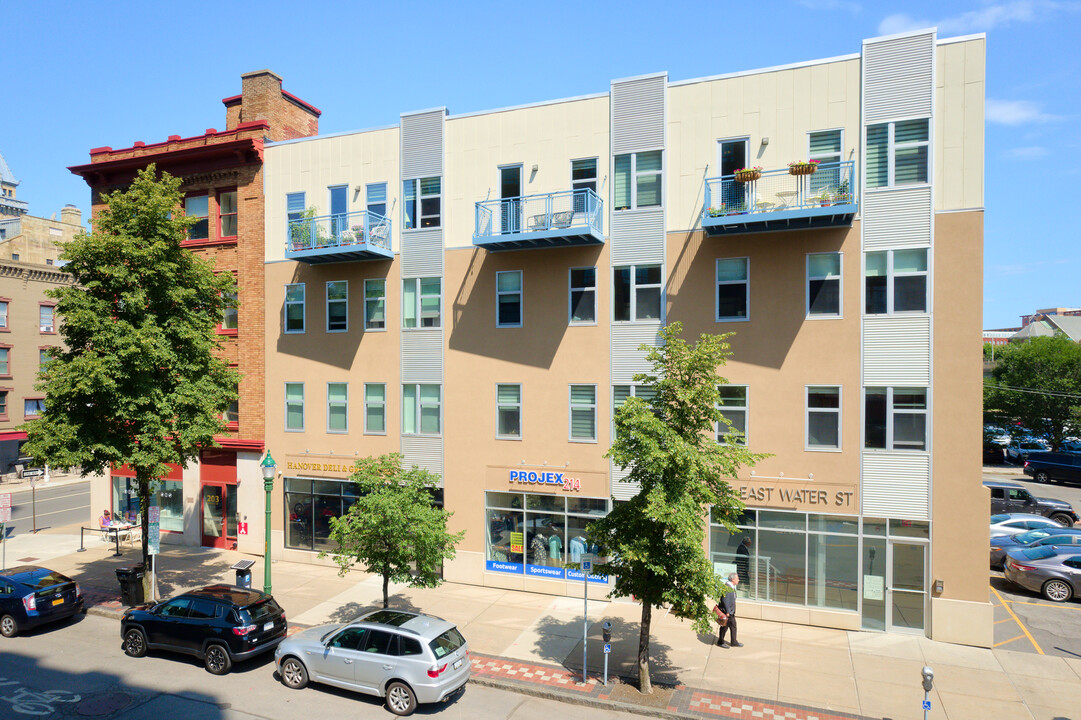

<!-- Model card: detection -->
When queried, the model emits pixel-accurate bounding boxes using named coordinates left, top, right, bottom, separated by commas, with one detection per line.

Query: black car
left=984, top=480, right=1078, bottom=526
left=0, top=566, right=83, bottom=638
left=1024, top=452, right=1081, bottom=485
left=121, top=585, right=287, bottom=675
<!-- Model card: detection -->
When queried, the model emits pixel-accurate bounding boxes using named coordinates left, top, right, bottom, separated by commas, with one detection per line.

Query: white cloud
left=878, top=1, right=1081, bottom=35
left=1007, top=145, right=1049, bottom=158
left=986, top=98, right=1062, bottom=125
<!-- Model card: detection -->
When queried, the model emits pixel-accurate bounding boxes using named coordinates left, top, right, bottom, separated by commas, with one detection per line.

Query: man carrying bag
left=714, top=572, right=743, bottom=648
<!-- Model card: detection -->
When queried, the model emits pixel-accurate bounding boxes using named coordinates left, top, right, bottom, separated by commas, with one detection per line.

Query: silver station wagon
left=274, top=609, right=469, bottom=716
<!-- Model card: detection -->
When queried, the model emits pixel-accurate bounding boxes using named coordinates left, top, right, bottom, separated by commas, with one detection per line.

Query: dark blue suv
left=0, top=566, right=84, bottom=638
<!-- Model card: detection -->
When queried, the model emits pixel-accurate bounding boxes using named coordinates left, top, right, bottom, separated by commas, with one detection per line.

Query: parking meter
left=921, top=666, right=934, bottom=692
left=602, top=621, right=612, bottom=643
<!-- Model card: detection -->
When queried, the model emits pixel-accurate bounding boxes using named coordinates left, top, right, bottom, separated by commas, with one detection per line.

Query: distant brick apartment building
left=69, top=71, right=319, bottom=551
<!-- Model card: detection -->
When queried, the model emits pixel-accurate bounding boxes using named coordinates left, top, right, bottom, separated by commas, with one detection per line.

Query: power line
left=984, top=383, right=1081, bottom=400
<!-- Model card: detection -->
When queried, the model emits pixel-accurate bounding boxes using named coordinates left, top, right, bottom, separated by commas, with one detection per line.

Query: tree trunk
left=638, top=602, right=652, bottom=694
left=138, top=474, right=152, bottom=602
left=382, top=571, right=390, bottom=608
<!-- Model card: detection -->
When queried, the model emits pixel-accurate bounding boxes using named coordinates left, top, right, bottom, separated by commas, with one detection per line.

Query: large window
left=287, top=192, right=306, bottom=225
left=326, top=281, right=348, bottom=332
left=218, top=190, right=237, bottom=238
left=221, top=280, right=238, bottom=331
left=569, top=385, right=597, bottom=442
left=569, top=267, right=596, bottom=324
left=403, top=177, right=441, bottom=229
left=24, top=398, right=44, bottom=418
left=613, top=384, right=656, bottom=440
left=285, top=283, right=305, bottom=333
left=364, top=279, right=386, bottom=330
left=39, top=304, right=55, bottom=333
left=284, top=477, right=358, bottom=552
left=613, top=264, right=661, bottom=322
left=327, top=382, right=348, bottom=434
left=185, top=195, right=209, bottom=240
left=806, top=386, right=841, bottom=450
left=808, top=129, right=843, bottom=194
left=0, top=391, right=7, bottom=418
left=572, top=158, right=598, bottom=212
left=366, top=183, right=387, bottom=218
left=113, top=476, right=183, bottom=533
left=716, top=258, right=749, bottom=321
left=496, top=384, right=522, bottom=439
left=866, top=119, right=929, bottom=188
left=403, top=384, right=441, bottom=436
left=0, top=347, right=9, bottom=376
left=403, top=277, right=441, bottom=329
left=496, top=271, right=522, bottom=327
left=364, top=383, right=386, bottom=434
left=865, top=387, right=928, bottom=451
left=0, top=301, right=8, bottom=329
left=865, top=249, right=928, bottom=315
left=716, top=385, right=748, bottom=445
left=613, top=151, right=662, bottom=210
left=807, top=253, right=842, bottom=317
left=285, top=383, right=304, bottom=431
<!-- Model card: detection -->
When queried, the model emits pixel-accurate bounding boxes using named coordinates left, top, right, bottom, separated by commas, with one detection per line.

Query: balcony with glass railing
left=285, top=209, right=393, bottom=264
left=702, top=160, right=857, bottom=236
left=474, top=188, right=604, bottom=251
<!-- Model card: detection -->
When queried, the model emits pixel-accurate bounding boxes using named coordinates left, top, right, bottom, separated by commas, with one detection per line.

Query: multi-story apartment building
left=70, top=71, right=319, bottom=551
left=0, top=152, right=29, bottom=218
left=260, top=28, right=987, bottom=645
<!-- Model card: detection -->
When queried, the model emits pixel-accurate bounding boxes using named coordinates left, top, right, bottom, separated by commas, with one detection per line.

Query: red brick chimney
left=223, top=70, right=321, bottom=142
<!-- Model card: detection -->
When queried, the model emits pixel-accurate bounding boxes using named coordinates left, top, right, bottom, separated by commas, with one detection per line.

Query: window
left=0, top=391, right=7, bottom=418
left=0, top=347, right=8, bottom=375
left=613, top=151, right=662, bottom=210
left=569, top=267, right=596, bottom=324
left=496, top=271, right=522, bottom=327
left=364, top=279, right=386, bottom=330
left=284, top=283, right=305, bottom=333
left=809, top=130, right=843, bottom=195
left=613, top=384, right=656, bottom=440
left=224, top=394, right=239, bottom=425
left=496, top=384, right=522, bottom=439
left=403, top=177, right=441, bottom=229
left=613, top=264, right=662, bottom=322
left=0, top=301, right=7, bottom=329
left=403, top=277, right=441, bottom=329
left=10, top=254, right=18, bottom=261
left=221, top=280, right=238, bottom=331
left=329, top=185, right=348, bottom=235
left=403, top=384, right=441, bottom=435
left=366, top=183, right=387, bottom=218
left=39, top=348, right=52, bottom=370
left=286, top=192, right=306, bottom=225
left=807, top=253, right=842, bottom=317
left=717, top=385, right=748, bottom=445
left=716, top=258, right=749, bottom=321
left=865, top=249, right=928, bottom=315
left=866, top=119, right=929, bottom=188
left=572, top=158, right=598, bottom=212
left=284, top=477, right=359, bottom=551
left=218, top=190, right=237, bottom=238
left=39, top=304, right=54, bottom=333
left=364, top=383, right=386, bottom=434
left=285, top=383, right=304, bottom=431
left=326, top=281, right=348, bottom=332
left=327, top=382, right=348, bottom=433
left=569, top=385, right=597, bottom=442
left=24, top=398, right=44, bottom=418
left=806, top=386, right=841, bottom=450
left=865, top=387, right=927, bottom=451
left=185, top=195, right=209, bottom=240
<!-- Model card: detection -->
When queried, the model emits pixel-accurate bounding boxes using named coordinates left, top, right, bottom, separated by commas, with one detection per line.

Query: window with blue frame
left=367, top=183, right=387, bottom=218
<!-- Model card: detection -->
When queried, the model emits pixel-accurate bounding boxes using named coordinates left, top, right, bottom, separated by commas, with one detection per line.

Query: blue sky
left=3, top=1, right=1078, bottom=329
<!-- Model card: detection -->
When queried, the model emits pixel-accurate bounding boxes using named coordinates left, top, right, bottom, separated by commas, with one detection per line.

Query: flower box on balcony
left=788, top=161, right=819, bottom=176
left=734, top=168, right=762, bottom=183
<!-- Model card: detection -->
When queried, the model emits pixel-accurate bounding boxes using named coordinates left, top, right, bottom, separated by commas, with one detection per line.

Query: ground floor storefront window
left=284, top=477, right=358, bottom=552
left=110, top=476, right=183, bottom=533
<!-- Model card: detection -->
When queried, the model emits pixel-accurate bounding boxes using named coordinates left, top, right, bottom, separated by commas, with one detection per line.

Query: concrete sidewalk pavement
left=15, top=531, right=1081, bottom=720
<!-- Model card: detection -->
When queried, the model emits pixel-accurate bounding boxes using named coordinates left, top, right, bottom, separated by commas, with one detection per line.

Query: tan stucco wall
left=935, top=39, right=985, bottom=212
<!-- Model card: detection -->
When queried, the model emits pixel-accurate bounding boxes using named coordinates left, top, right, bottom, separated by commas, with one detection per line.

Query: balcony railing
left=474, top=188, right=604, bottom=251
left=285, top=209, right=393, bottom=264
left=702, top=160, right=857, bottom=236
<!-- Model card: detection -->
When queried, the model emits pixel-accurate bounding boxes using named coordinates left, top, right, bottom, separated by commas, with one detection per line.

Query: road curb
left=469, top=674, right=686, bottom=719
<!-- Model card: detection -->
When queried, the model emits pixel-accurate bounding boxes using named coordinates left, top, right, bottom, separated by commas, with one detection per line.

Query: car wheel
left=1050, top=513, right=1074, bottom=527
left=1043, top=579, right=1073, bottom=603
left=0, top=614, right=18, bottom=638
left=1035, top=471, right=1051, bottom=484
left=385, top=681, right=418, bottom=716
left=123, top=628, right=147, bottom=657
left=280, top=657, right=309, bottom=689
left=204, top=643, right=232, bottom=675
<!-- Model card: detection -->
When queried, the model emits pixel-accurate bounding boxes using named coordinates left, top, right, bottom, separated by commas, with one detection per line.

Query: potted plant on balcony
left=734, top=166, right=762, bottom=183
left=349, top=224, right=366, bottom=244
left=831, top=178, right=852, bottom=204
left=788, top=160, right=820, bottom=176
left=706, top=206, right=726, bottom=218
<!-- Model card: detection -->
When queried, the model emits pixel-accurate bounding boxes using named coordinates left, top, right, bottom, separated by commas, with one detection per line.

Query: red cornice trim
left=70, top=137, right=264, bottom=181
left=74, top=125, right=268, bottom=167
left=0, top=430, right=27, bottom=441
left=222, top=94, right=241, bottom=106
left=281, top=90, right=322, bottom=116
left=214, top=437, right=264, bottom=451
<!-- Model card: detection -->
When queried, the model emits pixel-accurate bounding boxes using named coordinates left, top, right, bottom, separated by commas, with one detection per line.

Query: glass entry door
left=201, top=483, right=236, bottom=549
left=717, top=139, right=751, bottom=212
left=888, top=541, right=928, bottom=632
left=500, top=166, right=522, bottom=234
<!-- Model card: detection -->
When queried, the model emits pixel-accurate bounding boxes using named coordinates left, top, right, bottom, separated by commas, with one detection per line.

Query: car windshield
left=1022, top=546, right=1058, bottom=560
left=1020, top=440, right=1045, bottom=449
left=991, top=514, right=1011, bottom=523
left=1016, top=530, right=1053, bottom=544
left=428, top=627, right=466, bottom=660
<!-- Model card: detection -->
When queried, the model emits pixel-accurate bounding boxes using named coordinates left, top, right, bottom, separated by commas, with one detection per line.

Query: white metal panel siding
left=400, top=228, right=444, bottom=277
left=401, top=435, right=443, bottom=482
left=863, top=316, right=931, bottom=385
left=401, top=330, right=443, bottom=382
left=611, top=323, right=662, bottom=384
left=610, top=209, right=665, bottom=265
left=863, top=188, right=932, bottom=249
left=611, top=75, right=666, bottom=154
left=401, top=110, right=444, bottom=179
left=862, top=452, right=929, bottom=520
left=863, top=33, right=934, bottom=124
left=610, top=461, right=639, bottom=500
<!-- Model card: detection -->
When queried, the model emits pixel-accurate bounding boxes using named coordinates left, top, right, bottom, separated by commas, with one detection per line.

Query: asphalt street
left=2, top=479, right=90, bottom=537
left=0, top=614, right=640, bottom=720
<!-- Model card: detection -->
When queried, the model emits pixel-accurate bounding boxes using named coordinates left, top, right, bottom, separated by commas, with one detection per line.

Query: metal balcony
left=474, top=188, right=604, bottom=252
left=702, top=160, right=857, bottom=236
left=285, top=210, right=393, bottom=264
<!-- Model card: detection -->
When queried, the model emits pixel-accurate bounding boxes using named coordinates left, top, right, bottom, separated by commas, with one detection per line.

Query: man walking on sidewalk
left=717, top=572, right=743, bottom=648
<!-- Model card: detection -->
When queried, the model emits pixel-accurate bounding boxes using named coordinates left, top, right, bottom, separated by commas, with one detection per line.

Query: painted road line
left=994, top=617, right=1015, bottom=624
left=994, top=634, right=1025, bottom=647
left=990, top=584, right=1044, bottom=655
left=1005, top=598, right=1081, bottom=610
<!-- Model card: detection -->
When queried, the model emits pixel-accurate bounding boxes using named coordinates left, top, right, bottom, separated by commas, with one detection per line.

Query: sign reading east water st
left=508, top=470, right=581, bottom=492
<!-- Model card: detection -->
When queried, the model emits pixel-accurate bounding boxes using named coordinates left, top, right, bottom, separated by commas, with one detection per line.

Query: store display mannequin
left=548, top=532, right=563, bottom=564
left=531, top=533, right=548, bottom=566
left=569, top=534, right=587, bottom=563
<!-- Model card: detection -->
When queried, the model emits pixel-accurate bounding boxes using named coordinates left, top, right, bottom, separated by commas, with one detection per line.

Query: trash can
left=235, top=567, right=252, bottom=589
left=115, top=564, right=146, bottom=606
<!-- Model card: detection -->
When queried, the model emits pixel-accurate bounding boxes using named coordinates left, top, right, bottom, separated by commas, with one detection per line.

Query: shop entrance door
left=887, top=541, right=928, bottom=633
left=201, top=483, right=236, bottom=549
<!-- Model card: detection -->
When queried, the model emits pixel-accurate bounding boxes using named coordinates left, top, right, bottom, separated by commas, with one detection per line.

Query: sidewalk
left=23, top=532, right=1081, bottom=720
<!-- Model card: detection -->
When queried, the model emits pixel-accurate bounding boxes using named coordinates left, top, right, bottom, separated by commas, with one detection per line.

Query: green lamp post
left=260, top=451, right=276, bottom=594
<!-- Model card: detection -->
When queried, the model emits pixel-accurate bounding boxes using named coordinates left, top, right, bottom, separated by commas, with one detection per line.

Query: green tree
left=587, top=323, right=767, bottom=694
left=22, top=166, right=238, bottom=595
left=984, top=335, right=1081, bottom=450
left=323, top=454, right=465, bottom=608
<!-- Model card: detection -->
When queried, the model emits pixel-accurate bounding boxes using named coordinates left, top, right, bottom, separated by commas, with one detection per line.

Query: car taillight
left=990, top=546, right=1002, bottom=552
left=232, top=624, right=257, bottom=636
left=75, top=583, right=81, bottom=598
left=427, top=663, right=447, bottom=678
left=22, top=594, right=36, bottom=612
left=1024, top=461, right=1030, bottom=468
left=1008, top=561, right=1036, bottom=571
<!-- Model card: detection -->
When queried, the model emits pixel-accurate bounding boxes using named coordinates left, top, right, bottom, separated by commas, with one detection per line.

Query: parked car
left=984, top=480, right=1078, bottom=526
left=1003, top=545, right=1081, bottom=602
left=990, top=513, right=1064, bottom=537
left=121, top=585, right=287, bottom=675
left=1023, top=452, right=1081, bottom=484
left=274, top=609, right=469, bottom=716
left=984, top=424, right=1012, bottom=446
left=0, top=566, right=83, bottom=638
left=989, top=527, right=1081, bottom=569
left=1006, top=437, right=1051, bottom=464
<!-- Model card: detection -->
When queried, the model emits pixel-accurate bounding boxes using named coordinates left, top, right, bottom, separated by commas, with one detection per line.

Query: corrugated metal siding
left=401, top=330, right=444, bottom=382
left=610, top=210, right=665, bottom=265
left=401, top=435, right=443, bottom=482
left=611, top=461, right=639, bottom=500
left=863, top=33, right=934, bottom=124
left=863, top=316, right=931, bottom=385
left=611, top=323, right=662, bottom=384
left=401, top=110, right=444, bottom=179
left=863, top=188, right=932, bottom=249
left=400, top=228, right=444, bottom=277
left=861, top=452, right=929, bottom=520
left=611, top=75, right=666, bottom=155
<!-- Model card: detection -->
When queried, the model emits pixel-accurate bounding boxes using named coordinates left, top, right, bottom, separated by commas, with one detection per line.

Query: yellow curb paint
left=990, top=585, right=1044, bottom=655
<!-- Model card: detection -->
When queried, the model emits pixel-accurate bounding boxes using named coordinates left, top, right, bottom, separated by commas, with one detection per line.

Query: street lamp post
left=261, top=452, right=276, bottom=595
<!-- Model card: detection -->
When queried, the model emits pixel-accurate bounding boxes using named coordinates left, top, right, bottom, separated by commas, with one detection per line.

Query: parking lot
left=987, top=468, right=1081, bottom=658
